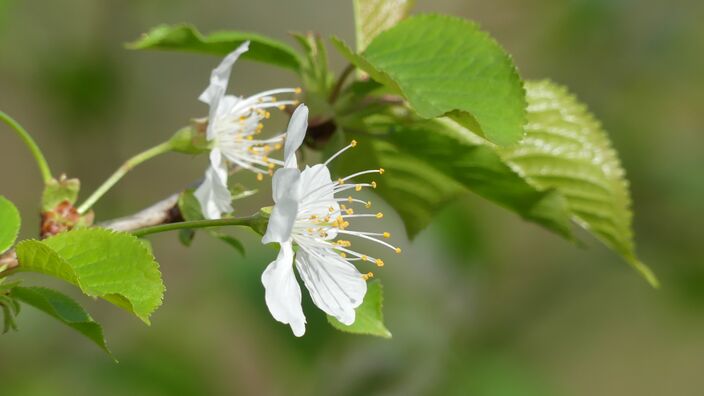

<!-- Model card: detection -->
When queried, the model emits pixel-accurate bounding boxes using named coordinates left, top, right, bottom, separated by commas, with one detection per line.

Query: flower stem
left=131, top=214, right=263, bottom=238
left=0, top=111, right=53, bottom=183
left=77, top=140, right=175, bottom=214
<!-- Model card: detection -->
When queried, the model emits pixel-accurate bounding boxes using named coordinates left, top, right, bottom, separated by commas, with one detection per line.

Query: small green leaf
left=127, top=24, right=301, bottom=72
left=328, top=279, right=391, bottom=338
left=335, top=14, right=527, bottom=145
left=209, top=232, right=245, bottom=256
left=178, top=190, right=204, bottom=222
left=500, top=80, right=657, bottom=286
left=41, top=176, right=80, bottom=211
left=0, top=195, right=21, bottom=254
left=16, top=229, right=165, bottom=324
left=353, top=0, right=415, bottom=51
left=11, top=286, right=112, bottom=358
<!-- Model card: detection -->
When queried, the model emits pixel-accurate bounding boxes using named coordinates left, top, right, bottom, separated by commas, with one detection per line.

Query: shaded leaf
left=11, top=286, right=112, bottom=358
left=500, top=80, right=656, bottom=286
left=127, top=24, right=301, bottom=72
left=334, top=117, right=573, bottom=239
left=328, top=279, right=391, bottom=338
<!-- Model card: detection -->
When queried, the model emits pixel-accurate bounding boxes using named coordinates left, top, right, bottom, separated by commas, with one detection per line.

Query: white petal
left=283, top=104, right=308, bottom=169
left=262, top=199, right=298, bottom=244
left=194, top=149, right=232, bottom=219
left=261, top=241, right=306, bottom=336
left=298, top=164, right=340, bottom=239
left=271, top=167, right=302, bottom=204
left=295, top=248, right=367, bottom=325
left=199, top=42, right=250, bottom=106
left=199, top=42, right=250, bottom=139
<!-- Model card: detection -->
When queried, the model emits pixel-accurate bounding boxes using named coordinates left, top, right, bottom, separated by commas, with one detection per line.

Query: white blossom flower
left=195, top=41, right=300, bottom=219
left=261, top=104, right=401, bottom=336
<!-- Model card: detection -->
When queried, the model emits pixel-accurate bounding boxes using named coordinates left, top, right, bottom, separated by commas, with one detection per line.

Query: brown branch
left=97, top=193, right=182, bottom=232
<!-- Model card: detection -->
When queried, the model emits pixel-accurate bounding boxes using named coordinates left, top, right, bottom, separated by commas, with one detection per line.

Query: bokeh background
left=1, top=0, right=703, bottom=395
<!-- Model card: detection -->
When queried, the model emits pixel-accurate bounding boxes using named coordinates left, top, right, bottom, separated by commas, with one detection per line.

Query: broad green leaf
left=334, top=14, right=527, bottom=145
left=127, top=24, right=301, bottom=72
left=11, top=286, right=112, bottom=358
left=41, top=176, right=80, bottom=211
left=353, top=0, right=414, bottom=51
left=500, top=80, right=657, bottom=286
left=328, top=279, right=391, bottom=338
left=16, top=228, right=165, bottom=323
left=334, top=116, right=572, bottom=238
left=0, top=195, right=20, bottom=254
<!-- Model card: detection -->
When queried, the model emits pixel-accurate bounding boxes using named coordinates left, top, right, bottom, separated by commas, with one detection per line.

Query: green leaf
left=11, top=286, right=112, bottom=358
left=16, top=228, right=165, bottom=323
left=0, top=195, right=20, bottom=254
left=0, top=278, right=21, bottom=334
left=334, top=14, right=527, bottom=145
left=500, top=80, right=657, bottom=286
left=327, top=279, right=391, bottom=338
left=209, top=232, right=245, bottom=256
left=334, top=116, right=573, bottom=239
left=178, top=190, right=203, bottom=222
left=41, top=176, right=80, bottom=211
left=127, top=24, right=301, bottom=72
left=353, top=0, right=415, bottom=51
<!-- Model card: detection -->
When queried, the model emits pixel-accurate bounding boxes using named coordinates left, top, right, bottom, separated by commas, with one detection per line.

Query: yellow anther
left=256, top=173, right=264, bottom=181
left=375, top=259, right=384, bottom=267
left=274, top=143, right=283, bottom=150
left=257, top=123, right=264, bottom=131
left=346, top=208, right=354, bottom=215
left=340, top=252, right=347, bottom=258
left=376, top=212, right=384, bottom=219
left=338, top=178, right=345, bottom=185
left=307, top=228, right=314, bottom=234
left=365, top=201, right=372, bottom=209
left=239, top=115, right=247, bottom=121
left=328, top=206, right=334, bottom=213
left=343, top=221, right=350, bottom=228
left=247, top=135, right=254, bottom=141
left=348, top=196, right=353, bottom=203
left=323, top=216, right=331, bottom=222
left=310, top=215, right=318, bottom=220
left=361, top=255, right=368, bottom=261
left=336, top=240, right=351, bottom=247
left=262, top=156, right=270, bottom=163
left=268, top=163, right=276, bottom=169
left=350, top=140, right=357, bottom=147
left=278, top=105, right=286, bottom=110
left=383, top=232, right=391, bottom=238
left=379, top=168, right=385, bottom=174
left=265, top=111, right=271, bottom=119
left=362, top=272, right=374, bottom=281
left=355, top=184, right=362, bottom=191
left=263, top=144, right=272, bottom=152
left=395, top=247, right=402, bottom=254
left=371, top=181, right=377, bottom=189
left=294, top=87, right=302, bottom=94
left=268, top=169, right=274, bottom=176
left=340, top=204, right=347, bottom=211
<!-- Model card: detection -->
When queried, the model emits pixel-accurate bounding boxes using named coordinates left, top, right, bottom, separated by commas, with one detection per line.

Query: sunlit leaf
left=16, top=228, right=165, bottom=323
left=500, top=80, right=657, bottom=286
left=328, top=279, right=391, bottom=338
left=353, top=0, right=414, bottom=51
left=0, top=195, right=20, bottom=254
left=333, top=14, right=526, bottom=145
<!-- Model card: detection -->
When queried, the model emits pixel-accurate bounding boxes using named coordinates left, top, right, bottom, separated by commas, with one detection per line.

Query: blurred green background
left=1, top=0, right=703, bottom=395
